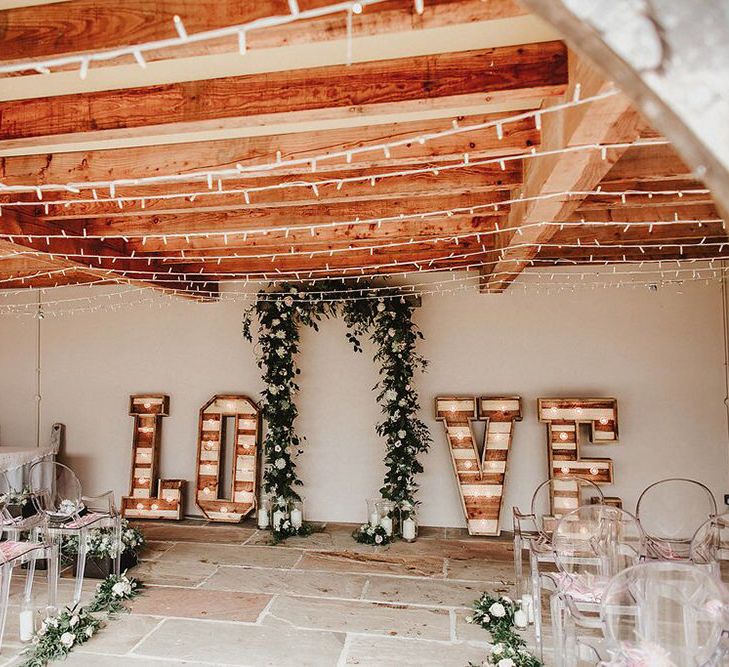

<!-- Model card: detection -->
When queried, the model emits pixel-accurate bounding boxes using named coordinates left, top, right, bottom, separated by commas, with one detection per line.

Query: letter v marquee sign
left=435, top=396, right=522, bottom=536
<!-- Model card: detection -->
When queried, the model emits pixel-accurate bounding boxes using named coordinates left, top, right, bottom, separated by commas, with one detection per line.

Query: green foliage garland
left=242, top=281, right=430, bottom=533
left=21, top=573, right=142, bottom=667
left=467, top=593, right=542, bottom=667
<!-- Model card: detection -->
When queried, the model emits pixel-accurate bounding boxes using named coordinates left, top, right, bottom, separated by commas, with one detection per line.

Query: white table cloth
left=0, top=446, right=55, bottom=490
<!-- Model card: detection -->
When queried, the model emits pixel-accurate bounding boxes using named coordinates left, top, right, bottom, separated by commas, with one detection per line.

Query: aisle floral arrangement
left=21, top=572, right=142, bottom=667
left=352, top=522, right=392, bottom=546
left=467, top=593, right=542, bottom=667
left=63, top=519, right=145, bottom=559
left=243, top=281, right=430, bottom=541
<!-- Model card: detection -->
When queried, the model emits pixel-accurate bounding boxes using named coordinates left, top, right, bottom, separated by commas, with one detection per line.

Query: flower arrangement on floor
left=63, top=519, right=145, bottom=559
left=466, top=594, right=542, bottom=667
left=243, top=281, right=430, bottom=541
left=21, top=572, right=142, bottom=667
left=352, top=522, right=392, bottom=546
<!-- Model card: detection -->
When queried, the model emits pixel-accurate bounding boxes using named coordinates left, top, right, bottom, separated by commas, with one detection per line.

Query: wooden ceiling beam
left=20, top=163, right=520, bottom=219
left=565, top=204, right=721, bottom=224
left=0, top=112, right=536, bottom=186
left=0, top=207, right=217, bottom=298
left=479, top=55, right=648, bottom=292
left=0, top=0, right=527, bottom=74
left=76, top=193, right=506, bottom=237
left=600, top=144, right=693, bottom=184
left=0, top=42, right=567, bottom=152
left=127, top=215, right=503, bottom=253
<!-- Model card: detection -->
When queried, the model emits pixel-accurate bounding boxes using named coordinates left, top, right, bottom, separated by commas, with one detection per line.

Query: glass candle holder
left=367, top=498, right=380, bottom=527
left=376, top=500, right=396, bottom=537
left=272, top=500, right=289, bottom=532
left=290, top=499, right=304, bottom=529
left=401, top=508, right=417, bottom=542
left=257, top=497, right=271, bottom=529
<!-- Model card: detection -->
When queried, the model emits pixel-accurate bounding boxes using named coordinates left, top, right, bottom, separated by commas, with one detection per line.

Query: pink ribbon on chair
left=556, top=572, right=609, bottom=602
left=602, top=642, right=676, bottom=667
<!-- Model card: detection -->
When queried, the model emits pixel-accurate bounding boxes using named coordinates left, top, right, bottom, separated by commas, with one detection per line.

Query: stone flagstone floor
left=0, top=520, right=541, bottom=666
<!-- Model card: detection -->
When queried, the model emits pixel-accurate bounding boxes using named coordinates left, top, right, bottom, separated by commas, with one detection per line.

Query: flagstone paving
left=0, top=520, right=539, bottom=667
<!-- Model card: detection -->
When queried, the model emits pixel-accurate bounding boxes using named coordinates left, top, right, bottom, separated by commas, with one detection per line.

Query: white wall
left=0, top=277, right=727, bottom=529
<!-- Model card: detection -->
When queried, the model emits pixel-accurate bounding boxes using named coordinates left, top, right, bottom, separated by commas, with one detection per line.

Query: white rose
left=375, top=534, right=383, bottom=544
left=269, top=386, right=279, bottom=395
left=85, top=625, right=95, bottom=638
left=377, top=302, right=385, bottom=312
left=514, top=609, right=528, bottom=628
left=275, top=458, right=286, bottom=470
left=491, top=644, right=504, bottom=655
left=69, top=614, right=79, bottom=627
left=481, top=613, right=490, bottom=624
left=272, top=319, right=280, bottom=326
left=397, top=430, right=406, bottom=438
left=284, top=296, right=294, bottom=307
left=48, top=618, right=58, bottom=628
left=388, top=328, right=396, bottom=337
left=112, top=580, right=132, bottom=597
left=60, top=632, right=75, bottom=648
left=489, top=602, right=505, bottom=618
left=497, top=660, right=514, bottom=667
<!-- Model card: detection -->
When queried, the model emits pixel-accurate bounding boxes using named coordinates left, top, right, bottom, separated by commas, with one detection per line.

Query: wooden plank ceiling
left=0, top=0, right=723, bottom=300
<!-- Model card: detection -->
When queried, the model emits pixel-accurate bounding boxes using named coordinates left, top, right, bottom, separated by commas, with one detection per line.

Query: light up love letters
left=435, top=396, right=522, bottom=536
left=537, top=397, right=621, bottom=517
left=121, top=395, right=185, bottom=520
left=196, top=394, right=260, bottom=522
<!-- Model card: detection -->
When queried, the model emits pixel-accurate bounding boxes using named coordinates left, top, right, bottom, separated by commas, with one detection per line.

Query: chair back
left=637, top=478, right=716, bottom=560
left=554, top=505, right=644, bottom=590
left=0, top=471, right=11, bottom=510
left=28, top=461, right=84, bottom=521
left=529, top=475, right=604, bottom=535
left=600, top=562, right=726, bottom=665
left=690, top=512, right=729, bottom=567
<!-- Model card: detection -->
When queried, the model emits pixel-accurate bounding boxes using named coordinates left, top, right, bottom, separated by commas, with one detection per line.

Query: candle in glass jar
left=257, top=507, right=270, bottom=529
left=521, top=594, right=534, bottom=623
left=380, top=515, right=393, bottom=536
left=369, top=511, right=379, bottom=526
left=290, top=508, right=303, bottom=529
left=402, top=517, right=416, bottom=540
left=19, top=609, right=34, bottom=642
left=272, top=510, right=285, bottom=530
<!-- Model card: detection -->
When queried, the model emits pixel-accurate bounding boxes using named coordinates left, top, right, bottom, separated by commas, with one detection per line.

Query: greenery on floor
left=467, top=593, right=542, bottom=667
left=243, top=281, right=430, bottom=541
left=21, top=572, right=143, bottom=667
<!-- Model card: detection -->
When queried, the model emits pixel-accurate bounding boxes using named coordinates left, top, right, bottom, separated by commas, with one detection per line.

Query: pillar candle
left=380, top=515, right=393, bottom=536
left=402, top=517, right=416, bottom=540
left=290, top=508, right=303, bottom=529
left=272, top=510, right=285, bottom=531
left=257, top=507, right=270, bottom=529
left=19, top=610, right=34, bottom=642
left=369, top=511, right=379, bottom=526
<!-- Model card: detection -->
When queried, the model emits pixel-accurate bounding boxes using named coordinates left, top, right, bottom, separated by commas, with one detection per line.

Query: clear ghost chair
left=598, top=561, right=727, bottom=666
left=512, top=476, right=604, bottom=658
left=29, top=461, right=122, bottom=605
left=689, top=512, right=729, bottom=578
left=0, top=481, right=58, bottom=652
left=542, top=505, right=645, bottom=667
left=636, top=478, right=717, bottom=561
left=0, top=471, right=45, bottom=542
